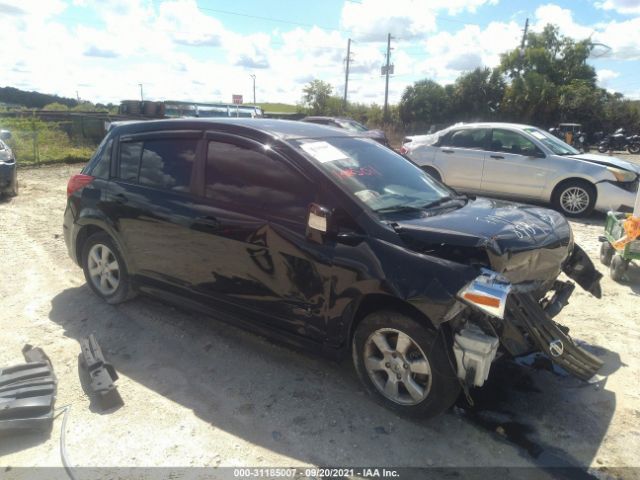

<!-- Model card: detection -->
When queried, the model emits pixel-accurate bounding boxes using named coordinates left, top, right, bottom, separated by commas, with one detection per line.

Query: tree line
left=300, top=25, right=640, bottom=137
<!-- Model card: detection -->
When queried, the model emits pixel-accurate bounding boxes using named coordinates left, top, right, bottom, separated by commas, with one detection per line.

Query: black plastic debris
left=79, top=335, right=123, bottom=410
left=0, top=345, right=57, bottom=434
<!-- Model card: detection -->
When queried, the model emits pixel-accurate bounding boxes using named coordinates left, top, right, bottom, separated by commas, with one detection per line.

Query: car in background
left=404, top=122, right=640, bottom=217
left=64, top=118, right=603, bottom=418
left=0, top=139, right=17, bottom=197
left=301, top=116, right=389, bottom=146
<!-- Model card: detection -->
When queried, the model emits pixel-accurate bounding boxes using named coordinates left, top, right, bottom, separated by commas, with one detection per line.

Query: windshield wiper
left=419, top=195, right=466, bottom=209
left=374, top=204, right=426, bottom=214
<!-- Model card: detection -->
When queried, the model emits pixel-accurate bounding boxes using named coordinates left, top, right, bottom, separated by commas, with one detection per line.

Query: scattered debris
left=0, top=345, right=57, bottom=434
left=79, top=335, right=123, bottom=411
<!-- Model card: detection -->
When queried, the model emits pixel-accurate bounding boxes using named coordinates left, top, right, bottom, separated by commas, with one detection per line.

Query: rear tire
left=628, top=143, right=640, bottom=154
left=81, top=232, right=136, bottom=304
left=352, top=311, right=460, bottom=418
left=421, top=166, right=442, bottom=183
left=599, top=242, right=614, bottom=266
left=552, top=180, right=596, bottom=218
left=610, top=255, right=627, bottom=283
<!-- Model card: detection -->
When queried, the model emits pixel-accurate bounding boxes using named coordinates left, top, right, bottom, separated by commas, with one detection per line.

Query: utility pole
left=76, top=90, right=80, bottom=102
left=519, top=18, right=529, bottom=56
left=383, top=33, right=393, bottom=122
left=343, top=38, right=352, bottom=109
left=249, top=74, right=256, bottom=104
left=138, top=83, right=144, bottom=102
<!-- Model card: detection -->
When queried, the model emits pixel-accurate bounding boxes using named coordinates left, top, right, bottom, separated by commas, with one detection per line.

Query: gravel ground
left=0, top=161, right=639, bottom=478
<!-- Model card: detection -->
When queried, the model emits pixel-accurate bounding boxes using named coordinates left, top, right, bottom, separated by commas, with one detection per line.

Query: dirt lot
left=1, top=162, right=639, bottom=478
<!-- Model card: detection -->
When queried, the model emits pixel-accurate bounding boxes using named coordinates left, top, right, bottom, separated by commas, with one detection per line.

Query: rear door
left=481, top=128, right=549, bottom=200
left=432, top=128, right=489, bottom=192
left=105, top=130, right=206, bottom=292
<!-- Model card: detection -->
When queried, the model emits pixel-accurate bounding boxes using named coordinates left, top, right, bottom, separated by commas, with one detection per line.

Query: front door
left=188, top=132, right=331, bottom=340
left=481, top=128, right=549, bottom=200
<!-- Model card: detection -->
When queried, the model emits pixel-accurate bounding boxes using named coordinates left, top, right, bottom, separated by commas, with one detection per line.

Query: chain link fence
left=0, top=114, right=106, bottom=165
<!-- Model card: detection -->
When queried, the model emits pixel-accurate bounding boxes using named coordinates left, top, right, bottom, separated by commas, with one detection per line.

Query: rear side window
left=206, top=141, right=313, bottom=220
left=117, top=138, right=198, bottom=192
left=442, top=129, right=489, bottom=149
left=91, top=139, right=112, bottom=179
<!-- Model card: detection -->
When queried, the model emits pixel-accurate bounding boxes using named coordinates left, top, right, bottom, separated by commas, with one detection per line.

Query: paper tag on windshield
left=300, top=141, right=349, bottom=163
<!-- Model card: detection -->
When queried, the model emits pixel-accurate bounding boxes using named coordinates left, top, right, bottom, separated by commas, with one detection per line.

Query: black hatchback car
left=64, top=118, right=604, bottom=417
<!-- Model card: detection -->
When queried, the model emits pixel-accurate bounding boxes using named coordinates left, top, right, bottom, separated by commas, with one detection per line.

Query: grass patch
left=0, top=116, right=96, bottom=165
left=257, top=103, right=300, bottom=113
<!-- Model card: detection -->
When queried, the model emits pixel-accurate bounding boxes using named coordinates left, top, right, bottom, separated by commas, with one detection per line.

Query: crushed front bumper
left=507, top=293, right=603, bottom=380
left=459, top=245, right=604, bottom=382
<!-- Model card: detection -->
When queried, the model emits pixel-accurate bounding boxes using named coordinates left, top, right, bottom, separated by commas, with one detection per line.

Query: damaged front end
left=451, top=245, right=604, bottom=386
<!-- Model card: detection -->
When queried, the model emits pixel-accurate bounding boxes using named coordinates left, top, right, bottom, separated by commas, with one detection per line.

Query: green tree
left=302, top=80, right=334, bottom=115
left=398, top=79, right=450, bottom=130
left=449, top=67, right=505, bottom=122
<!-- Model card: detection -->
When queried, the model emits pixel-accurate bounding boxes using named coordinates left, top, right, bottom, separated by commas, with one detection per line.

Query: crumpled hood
left=394, top=197, right=573, bottom=283
left=568, top=153, right=640, bottom=174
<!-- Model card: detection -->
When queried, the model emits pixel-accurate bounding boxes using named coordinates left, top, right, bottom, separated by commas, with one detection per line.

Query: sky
left=1, top=0, right=640, bottom=106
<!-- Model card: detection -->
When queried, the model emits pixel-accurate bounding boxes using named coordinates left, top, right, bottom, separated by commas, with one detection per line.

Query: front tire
left=552, top=180, right=596, bottom=217
left=610, top=255, right=628, bottom=282
left=352, top=311, right=460, bottom=418
left=81, top=232, right=135, bottom=304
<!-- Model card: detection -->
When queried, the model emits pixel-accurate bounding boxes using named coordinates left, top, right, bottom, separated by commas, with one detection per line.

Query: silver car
left=404, top=122, right=640, bottom=217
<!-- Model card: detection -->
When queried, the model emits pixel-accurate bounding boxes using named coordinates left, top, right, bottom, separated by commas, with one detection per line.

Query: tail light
left=67, top=174, right=95, bottom=197
left=400, top=146, right=409, bottom=155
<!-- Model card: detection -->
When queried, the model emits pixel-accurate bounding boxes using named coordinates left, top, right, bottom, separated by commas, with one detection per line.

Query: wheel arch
left=75, top=220, right=132, bottom=274
left=347, top=294, right=438, bottom=349
left=549, top=176, right=598, bottom=203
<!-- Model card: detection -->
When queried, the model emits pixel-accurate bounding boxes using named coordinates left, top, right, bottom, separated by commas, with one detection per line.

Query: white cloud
left=532, top=4, right=594, bottom=38
left=339, top=0, right=497, bottom=41
left=595, top=0, right=640, bottom=15
left=597, top=69, right=620, bottom=88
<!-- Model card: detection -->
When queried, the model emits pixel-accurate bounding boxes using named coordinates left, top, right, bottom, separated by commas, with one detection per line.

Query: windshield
left=294, top=137, right=454, bottom=214
left=524, top=127, right=579, bottom=155
left=336, top=119, right=368, bottom=132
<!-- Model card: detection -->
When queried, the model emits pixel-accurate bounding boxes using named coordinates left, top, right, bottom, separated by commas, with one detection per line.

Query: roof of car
left=110, top=118, right=355, bottom=140
left=448, top=122, right=540, bottom=131
left=302, top=116, right=355, bottom=122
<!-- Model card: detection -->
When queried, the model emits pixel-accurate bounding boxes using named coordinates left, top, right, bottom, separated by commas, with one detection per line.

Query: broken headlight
left=458, top=269, right=512, bottom=319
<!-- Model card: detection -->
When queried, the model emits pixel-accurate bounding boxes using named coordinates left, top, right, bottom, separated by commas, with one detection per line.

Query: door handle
left=490, top=155, right=504, bottom=159
left=114, top=193, right=128, bottom=204
left=441, top=149, right=454, bottom=154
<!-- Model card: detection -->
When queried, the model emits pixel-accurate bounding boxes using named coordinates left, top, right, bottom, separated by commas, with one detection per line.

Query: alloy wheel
left=560, top=187, right=590, bottom=214
left=363, top=328, right=432, bottom=405
left=87, top=243, right=120, bottom=295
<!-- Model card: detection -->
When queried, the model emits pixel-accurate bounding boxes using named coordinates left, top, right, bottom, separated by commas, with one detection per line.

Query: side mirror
left=306, top=203, right=333, bottom=244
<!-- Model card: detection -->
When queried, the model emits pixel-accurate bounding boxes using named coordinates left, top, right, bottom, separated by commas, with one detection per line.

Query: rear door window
left=138, top=138, right=198, bottom=192
left=443, top=129, right=489, bottom=149
left=118, top=141, right=142, bottom=182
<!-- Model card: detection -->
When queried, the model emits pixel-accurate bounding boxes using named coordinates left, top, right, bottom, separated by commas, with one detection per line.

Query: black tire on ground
left=599, top=241, right=614, bottom=266
left=352, top=311, right=460, bottom=418
left=81, top=232, right=136, bottom=304
left=421, top=166, right=442, bottom=183
left=597, top=144, right=608, bottom=153
left=628, top=143, right=640, bottom=154
left=610, top=255, right=628, bottom=283
left=551, top=179, right=597, bottom=218
left=9, top=179, right=18, bottom=197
